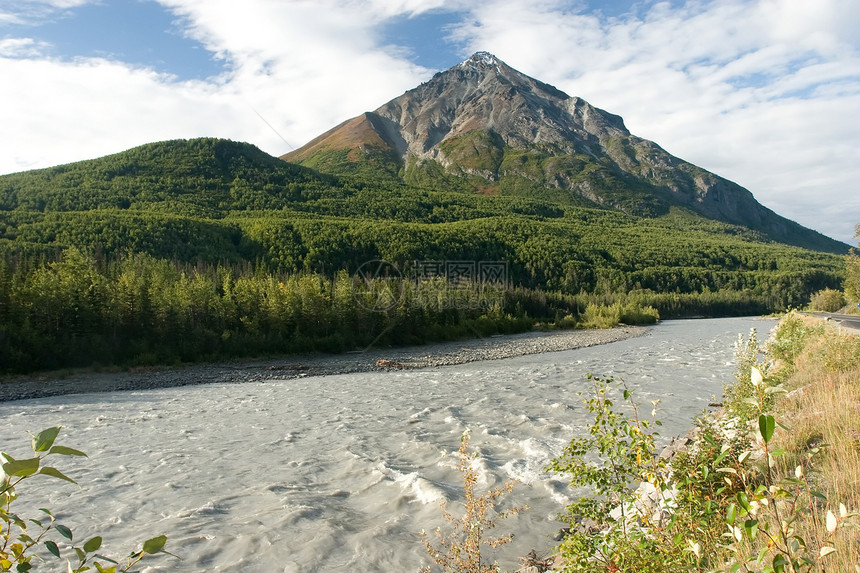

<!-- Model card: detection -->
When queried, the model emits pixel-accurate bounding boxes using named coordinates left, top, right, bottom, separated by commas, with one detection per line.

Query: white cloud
left=34, top=0, right=94, bottom=7
left=1, top=0, right=98, bottom=24
left=0, top=37, right=52, bottom=57
left=0, top=55, right=230, bottom=171
left=364, top=0, right=451, bottom=18
left=134, top=0, right=433, bottom=147
left=0, top=13, right=24, bottom=25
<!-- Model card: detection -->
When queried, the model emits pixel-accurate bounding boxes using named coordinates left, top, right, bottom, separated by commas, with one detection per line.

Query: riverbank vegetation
left=0, top=247, right=663, bottom=374
left=0, top=243, right=841, bottom=375
left=543, top=311, right=860, bottom=572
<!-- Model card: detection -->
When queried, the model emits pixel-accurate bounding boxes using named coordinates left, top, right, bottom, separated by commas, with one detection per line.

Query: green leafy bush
left=580, top=303, right=621, bottom=329
left=724, top=327, right=771, bottom=419
left=808, top=287, right=846, bottom=312
left=717, top=365, right=856, bottom=572
left=765, top=310, right=823, bottom=365
left=548, top=376, right=695, bottom=572
left=579, top=302, right=659, bottom=329
left=618, top=302, right=659, bottom=325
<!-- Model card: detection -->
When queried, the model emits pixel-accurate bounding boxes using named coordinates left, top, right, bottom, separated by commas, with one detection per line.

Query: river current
left=0, top=317, right=770, bottom=572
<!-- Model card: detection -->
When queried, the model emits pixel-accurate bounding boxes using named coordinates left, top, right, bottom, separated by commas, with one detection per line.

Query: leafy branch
left=1, top=426, right=171, bottom=572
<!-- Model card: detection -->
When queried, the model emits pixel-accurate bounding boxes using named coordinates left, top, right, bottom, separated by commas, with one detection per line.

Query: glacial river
left=0, top=317, right=770, bottom=572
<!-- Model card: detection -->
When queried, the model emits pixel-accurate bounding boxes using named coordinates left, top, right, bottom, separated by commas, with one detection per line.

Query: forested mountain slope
left=0, top=137, right=843, bottom=299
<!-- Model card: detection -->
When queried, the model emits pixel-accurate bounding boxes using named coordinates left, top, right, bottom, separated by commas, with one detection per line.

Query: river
left=0, top=317, right=770, bottom=572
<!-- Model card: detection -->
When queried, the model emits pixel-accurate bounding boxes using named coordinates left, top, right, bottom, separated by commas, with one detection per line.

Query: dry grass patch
left=765, top=321, right=860, bottom=571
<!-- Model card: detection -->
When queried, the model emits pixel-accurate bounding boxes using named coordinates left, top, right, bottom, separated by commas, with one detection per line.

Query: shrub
left=808, top=287, right=846, bottom=312
left=765, top=310, right=823, bottom=365
left=549, top=376, right=693, bottom=572
left=420, top=430, right=527, bottom=573
left=578, top=301, right=660, bottom=329
left=580, top=303, right=620, bottom=329
left=724, top=327, right=774, bottom=418
left=618, top=303, right=659, bottom=325
left=716, top=365, right=858, bottom=573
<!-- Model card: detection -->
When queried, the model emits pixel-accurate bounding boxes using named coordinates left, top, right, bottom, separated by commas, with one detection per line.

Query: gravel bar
left=0, top=326, right=646, bottom=402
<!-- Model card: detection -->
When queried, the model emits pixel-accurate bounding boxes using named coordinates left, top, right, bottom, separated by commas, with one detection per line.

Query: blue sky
left=1, top=0, right=858, bottom=244
left=14, top=1, right=224, bottom=79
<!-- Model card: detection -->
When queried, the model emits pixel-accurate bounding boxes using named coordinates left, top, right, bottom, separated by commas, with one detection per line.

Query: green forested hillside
left=0, top=138, right=846, bottom=373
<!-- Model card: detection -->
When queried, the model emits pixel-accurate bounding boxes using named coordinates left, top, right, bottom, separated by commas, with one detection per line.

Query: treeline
left=0, top=249, right=537, bottom=373
left=0, top=247, right=824, bottom=374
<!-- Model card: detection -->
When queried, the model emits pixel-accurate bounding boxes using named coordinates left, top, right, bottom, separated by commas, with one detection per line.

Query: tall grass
left=765, top=316, right=860, bottom=570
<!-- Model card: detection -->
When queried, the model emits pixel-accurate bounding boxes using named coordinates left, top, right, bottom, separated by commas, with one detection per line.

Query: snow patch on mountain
left=459, top=51, right=500, bottom=71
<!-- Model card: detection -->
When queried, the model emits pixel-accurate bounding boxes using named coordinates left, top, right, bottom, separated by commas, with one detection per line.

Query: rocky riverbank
left=0, top=326, right=646, bottom=402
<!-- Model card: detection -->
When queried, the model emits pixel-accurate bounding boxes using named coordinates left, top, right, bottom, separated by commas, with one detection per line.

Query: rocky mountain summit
left=285, top=52, right=844, bottom=253
left=373, top=51, right=625, bottom=159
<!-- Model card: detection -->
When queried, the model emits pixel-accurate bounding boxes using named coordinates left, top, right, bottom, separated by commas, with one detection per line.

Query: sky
left=1, top=0, right=858, bottom=245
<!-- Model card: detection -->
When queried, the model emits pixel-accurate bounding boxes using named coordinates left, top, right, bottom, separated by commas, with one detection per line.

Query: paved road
left=807, top=311, right=860, bottom=332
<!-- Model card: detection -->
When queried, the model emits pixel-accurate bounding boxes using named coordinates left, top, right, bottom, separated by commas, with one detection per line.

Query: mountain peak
left=459, top=51, right=502, bottom=69
left=285, top=53, right=631, bottom=167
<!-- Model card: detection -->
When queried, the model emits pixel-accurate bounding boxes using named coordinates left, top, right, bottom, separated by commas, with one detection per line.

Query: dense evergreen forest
left=0, top=138, right=846, bottom=373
